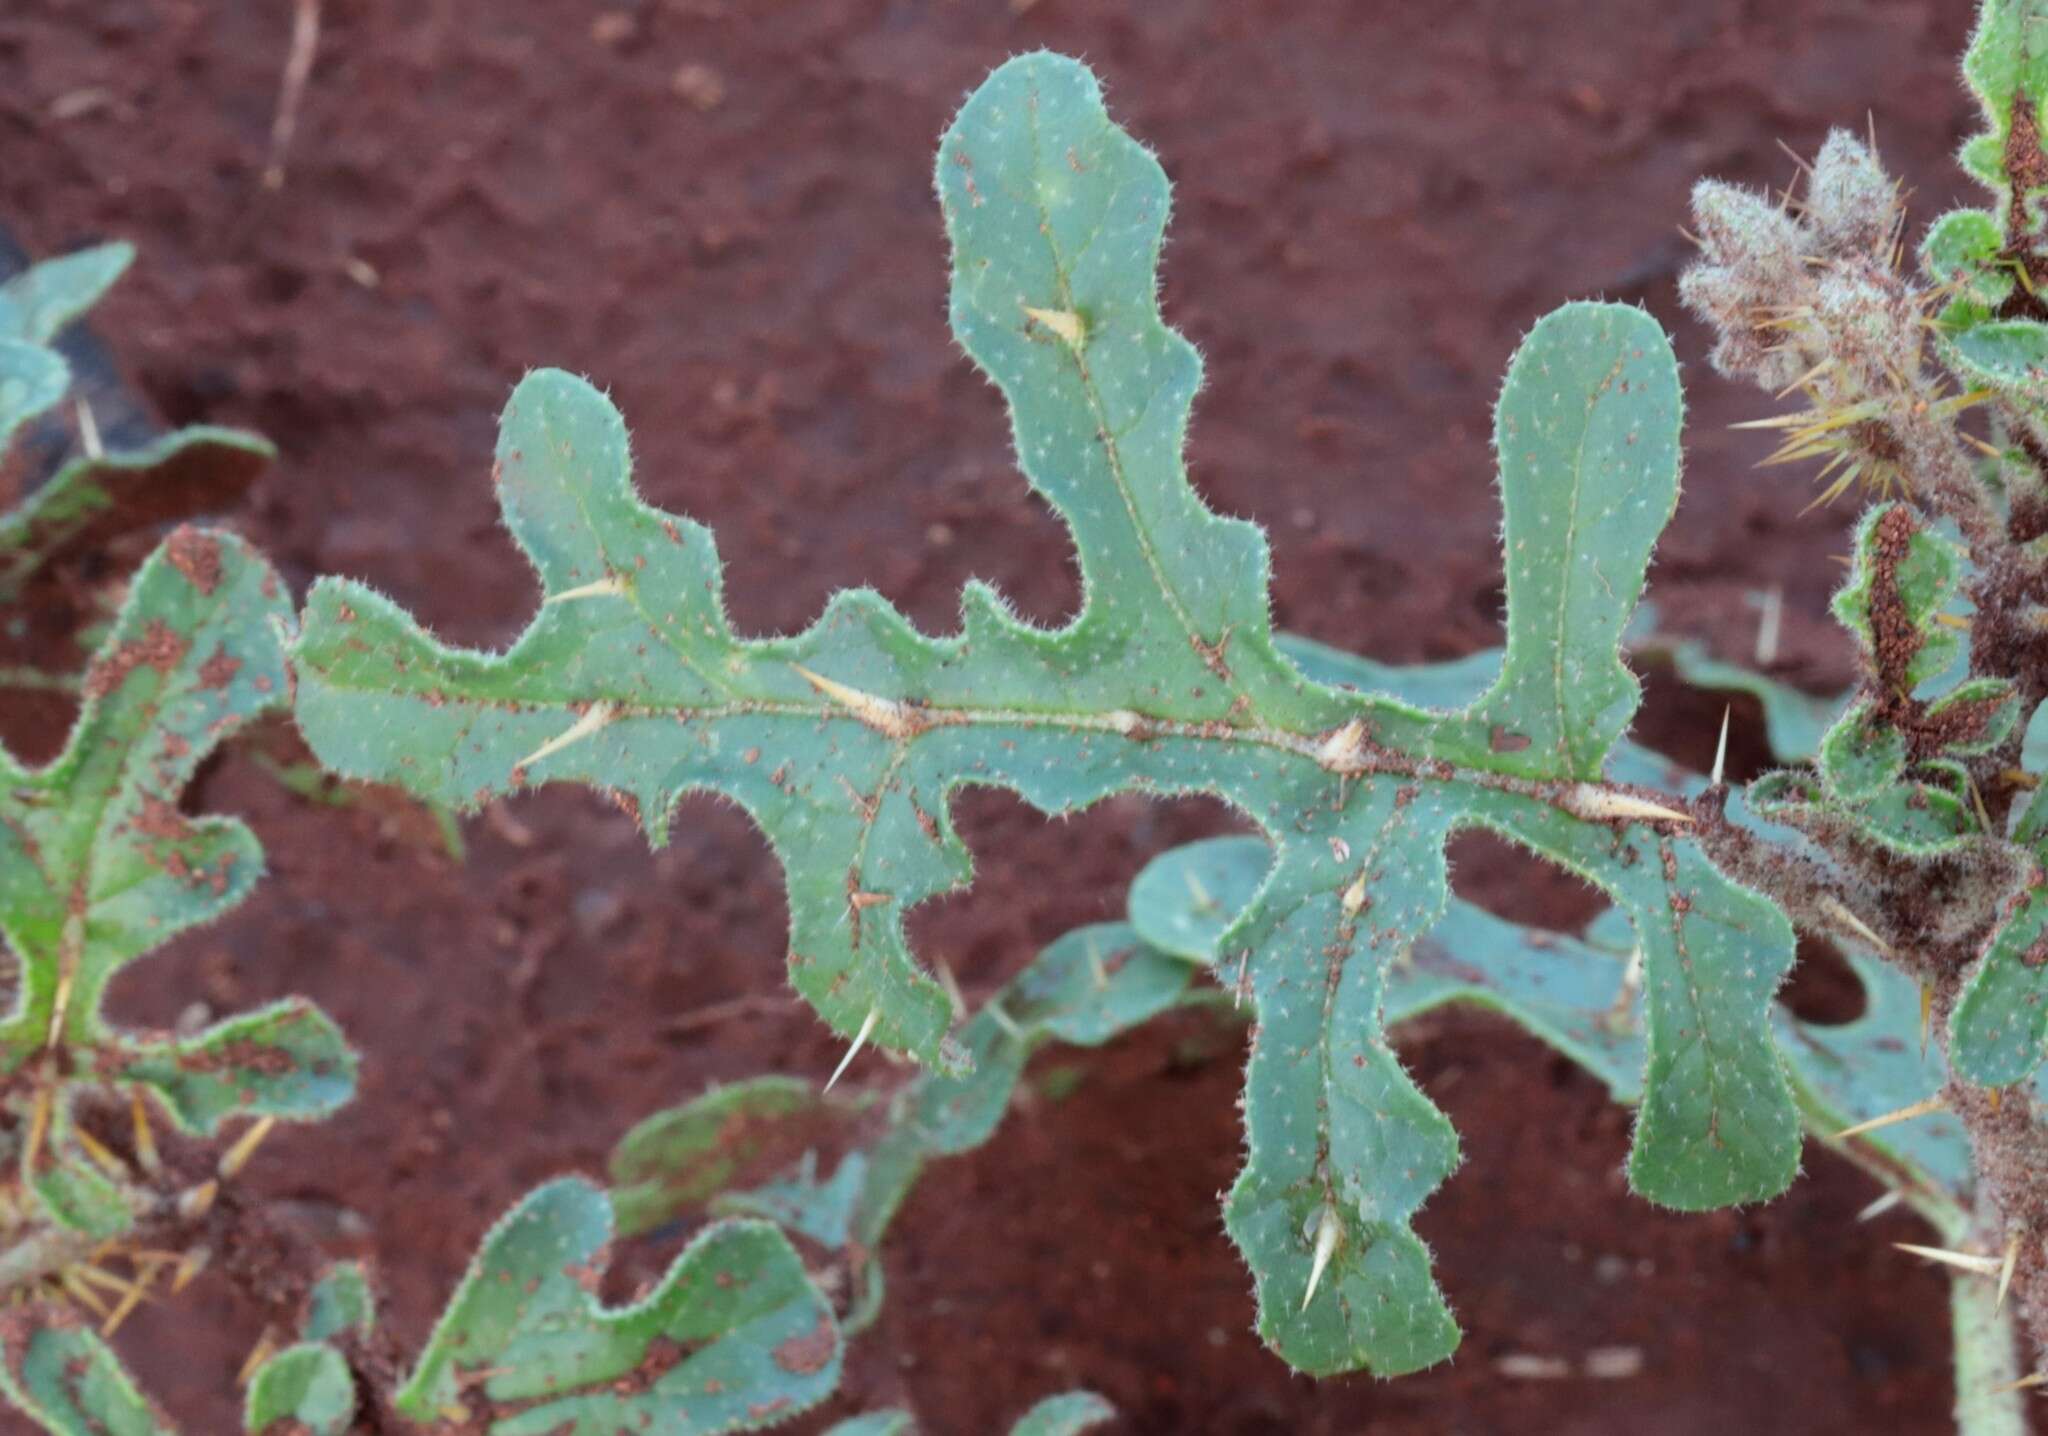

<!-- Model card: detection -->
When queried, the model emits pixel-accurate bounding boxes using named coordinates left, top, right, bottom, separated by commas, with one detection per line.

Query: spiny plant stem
left=1951, top=1227, right=2029, bottom=1436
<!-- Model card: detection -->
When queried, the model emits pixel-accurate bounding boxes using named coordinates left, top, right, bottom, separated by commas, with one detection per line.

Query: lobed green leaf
left=292, top=52, right=1796, bottom=1377
left=1470, top=305, right=1684, bottom=779
left=397, top=1178, right=840, bottom=1433
left=1129, top=835, right=1645, bottom=1101
left=0, top=531, right=352, bottom=1158
left=0, top=1311, right=173, bottom=1436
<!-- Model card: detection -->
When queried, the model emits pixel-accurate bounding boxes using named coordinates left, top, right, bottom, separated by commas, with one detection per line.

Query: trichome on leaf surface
left=11, top=2, right=2048, bottom=1432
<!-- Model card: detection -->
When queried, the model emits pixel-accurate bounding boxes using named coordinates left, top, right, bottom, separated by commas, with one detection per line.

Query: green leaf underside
left=398, top=1179, right=839, bottom=1434
left=1131, top=835, right=1645, bottom=1101
left=0, top=1312, right=174, bottom=1436
left=822, top=1416, right=917, bottom=1436
left=0, top=244, right=133, bottom=348
left=244, top=1343, right=354, bottom=1436
left=1138, top=831, right=1985, bottom=1229
left=0, top=340, right=70, bottom=453
left=617, top=921, right=1194, bottom=1306
left=291, top=52, right=1796, bottom=1376
left=0, top=242, right=274, bottom=604
left=1629, top=624, right=1839, bottom=765
left=821, top=1396, right=1112, bottom=1436
left=609, top=1076, right=843, bottom=1240
left=0, top=428, right=276, bottom=603
left=1008, top=1392, right=1117, bottom=1436
left=1784, top=950, right=1977, bottom=1231
left=0, top=243, right=132, bottom=458
left=303, top=1261, right=375, bottom=1343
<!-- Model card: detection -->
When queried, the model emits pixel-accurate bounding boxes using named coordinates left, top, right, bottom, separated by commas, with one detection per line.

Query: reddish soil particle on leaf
left=610, top=1334, right=687, bottom=1395
left=130, top=792, right=194, bottom=843
left=83, top=619, right=188, bottom=701
left=773, top=1315, right=836, bottom=1376
left=562, top=1257, right=606, bottom=1296
left=164, top=1029, right=296, bottom=1079
left=164, top=527, right=224, bottom=595
left=198, top=646, right=242, bottom=691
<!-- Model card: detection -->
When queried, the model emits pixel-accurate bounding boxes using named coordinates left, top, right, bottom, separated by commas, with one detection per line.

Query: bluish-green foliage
left=0, top=243, right=272, bottom=603
left=291, top=52, right=1801, bottom=1377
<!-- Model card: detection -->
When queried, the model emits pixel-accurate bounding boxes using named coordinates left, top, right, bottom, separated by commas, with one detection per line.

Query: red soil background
left=0, top=1, right=2017, bottom=1431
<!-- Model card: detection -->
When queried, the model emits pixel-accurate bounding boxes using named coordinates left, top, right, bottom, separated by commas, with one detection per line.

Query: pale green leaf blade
left=937, top=52, right=1326, bottom=727
left=1129, top=834, right=1646, bottom=1099
left=906, top=923, right=1194, bottom=1156
left=1922, top=208, right=2012, bottom=304
left=0, top=242, right=134, bottom=345
left=1817, top=702, right=1907, bottom=804
left=1126, top=833, right=1268, bottom=965
left=1224, top=790, right=1462, bottom=1377
left=1950, top=319, right=2048, bottom=389
left=713, top=1151, right=868, bottom=1249
left=1486, top=800, right=1798, bottom=1209
left=288, top=53, right=1785, bottom=1383
left=0, top=529, right=293, bottom=1063
left=243, top=1344, right=354, bottom=1436
left=1951, top=886, right=2048, bottom=1086
left=396, top=1179, right=840, bottom=1433
left=0, top=1312, right=175, bottom=1436
left=0, top=339, right=69, bottom=453
left=1469, top=303, right=1683, bottom=778
left=823, top=1416, right=915, bottom=1436
left=608, top=1076, right=838, bottom=1239
left=302, top=1261, right=375, bottom=1343
left=28, top=1153, right=135, bottom=1238
left=1966, top=1, right=2048, bottom=132
left=107, top=998, right=357, bottom=1134
left=1008, top=1392, right=1115, bottom=1436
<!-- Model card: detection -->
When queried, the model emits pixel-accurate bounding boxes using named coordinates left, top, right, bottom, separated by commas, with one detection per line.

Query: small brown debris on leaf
left=772, top=1315, right=835, bottom=1374
left=198, top=646, right=242, bottom=690
left=85, top=620, right=189, bottom=700
left=165, top=528, right=223, bottom=594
